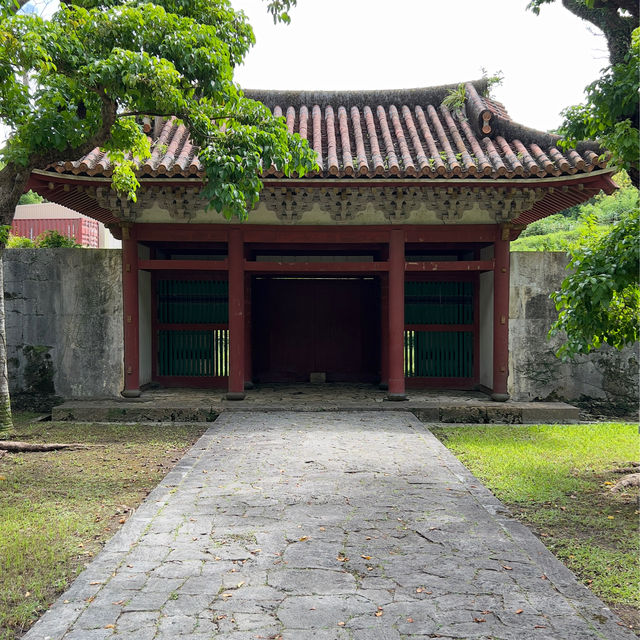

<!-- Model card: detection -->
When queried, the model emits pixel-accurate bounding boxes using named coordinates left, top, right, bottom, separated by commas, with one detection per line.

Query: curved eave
left=28, top=167, right=617, bottom=229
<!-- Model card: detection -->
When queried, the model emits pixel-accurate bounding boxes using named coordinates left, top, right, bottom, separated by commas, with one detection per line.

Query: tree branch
left=117, top=111, right=241, bottom=121
left=0, top=94, right=118, bottom=225
left=30, top=94, right=118, bottom=168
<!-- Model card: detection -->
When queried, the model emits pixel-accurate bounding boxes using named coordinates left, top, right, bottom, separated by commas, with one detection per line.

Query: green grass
left=0, top=415, right=206, bottom=639
left=432, top=422, right=640, bottom=629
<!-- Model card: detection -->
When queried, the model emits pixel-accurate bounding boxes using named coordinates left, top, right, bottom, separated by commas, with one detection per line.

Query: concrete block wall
left=3, top=248, right=123, bottom=398
left=509, top=252, right=639, bottom=407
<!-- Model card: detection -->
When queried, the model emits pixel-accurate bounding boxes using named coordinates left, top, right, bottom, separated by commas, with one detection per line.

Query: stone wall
left=3, top=248, right=123, bottom=399
left=2, top=249, right=637, bottom=406
left=509, top=251, right=639, bottom=410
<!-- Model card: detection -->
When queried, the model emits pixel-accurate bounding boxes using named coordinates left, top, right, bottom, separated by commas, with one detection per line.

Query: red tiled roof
left=49, top=81, right=607, bottom=181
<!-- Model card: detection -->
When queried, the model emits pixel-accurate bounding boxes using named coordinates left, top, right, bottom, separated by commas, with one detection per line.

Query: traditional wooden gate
left=153, top=277, right=229, bottom=386
left=404, top=278, right=478, bottom=387
left=252, top=277, right=380, bottom=383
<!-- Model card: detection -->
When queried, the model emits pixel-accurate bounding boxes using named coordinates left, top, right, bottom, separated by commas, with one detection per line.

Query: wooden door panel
left=253, top=278, right=379, bottom=383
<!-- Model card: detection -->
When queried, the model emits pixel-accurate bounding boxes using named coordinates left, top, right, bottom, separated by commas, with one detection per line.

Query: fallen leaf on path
left=473, top=618, right=486, bottom=623
left=361, top=555, right=371, bottom=560
left=515, top=609, right=523, bottom=614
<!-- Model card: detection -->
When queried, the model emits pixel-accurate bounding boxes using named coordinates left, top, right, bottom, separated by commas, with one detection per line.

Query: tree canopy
left=529, top=0, right=639, bottom=185
left=550, top=205, right=639, bottom=359
left=0, top=0, right=316, bottom=223
left=0, top=0, right=315, bottom=433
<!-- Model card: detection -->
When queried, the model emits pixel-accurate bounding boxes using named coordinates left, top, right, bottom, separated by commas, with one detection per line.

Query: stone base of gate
left=51, top=384, right=579, bottom=424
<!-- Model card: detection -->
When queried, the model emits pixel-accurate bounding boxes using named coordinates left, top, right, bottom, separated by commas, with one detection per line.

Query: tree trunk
left=562, top=0, right=636, bottom=66
left=0, top=251, right=11, bottom=436
left=0, top=164, right=33, bottom=436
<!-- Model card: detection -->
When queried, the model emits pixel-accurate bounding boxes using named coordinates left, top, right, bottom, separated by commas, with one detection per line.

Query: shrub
left=6, top=234, right=35, bottom=248
left=34, top=230, right=80, bottom=248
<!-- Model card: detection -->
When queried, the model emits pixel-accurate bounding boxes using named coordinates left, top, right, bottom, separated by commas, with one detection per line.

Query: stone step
left=52, top=400, right=579, bottom=424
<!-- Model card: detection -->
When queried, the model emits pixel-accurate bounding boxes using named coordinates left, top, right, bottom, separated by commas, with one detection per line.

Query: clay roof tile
left=52, top=81, right=610, bottom=182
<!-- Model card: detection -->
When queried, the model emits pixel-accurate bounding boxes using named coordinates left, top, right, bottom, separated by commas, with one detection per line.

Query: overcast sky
left=230, top=0, right=609, bottom=133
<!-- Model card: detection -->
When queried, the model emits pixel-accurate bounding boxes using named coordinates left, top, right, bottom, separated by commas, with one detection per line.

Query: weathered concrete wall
left=3, top=248, right=123, bottom=399
left=509, top=251, right=639, bottom=409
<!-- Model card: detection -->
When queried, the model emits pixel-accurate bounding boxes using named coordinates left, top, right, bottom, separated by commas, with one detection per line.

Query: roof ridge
left=243, top=79, right=489, bottom=111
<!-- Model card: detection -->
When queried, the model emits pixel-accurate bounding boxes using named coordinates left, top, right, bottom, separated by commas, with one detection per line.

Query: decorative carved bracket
left=478, top=187, right=546, bottom=223
left=88, top=185, right=204, bottom=221
left=92, top=187, right=138, bottom=221
left=141, top=186, right=200, bottom=220
left=422, top=187, right=546, bottom=223
left=317, top=187, right=373, bottom=222
left=260, top=187, right=314, bottom=222
left=379, top=187, right=422, bottom=222
left=86, top=183, right=547, bottom=226
left=425, top=187, right=476, bottom=222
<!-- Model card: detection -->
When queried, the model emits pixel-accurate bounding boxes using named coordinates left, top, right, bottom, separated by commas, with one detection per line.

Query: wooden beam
left=404, top=324, right=475, bottom=332
left=404, top=226, right=498, bottom=243
left=241, top=227, right=390, bottom=244
left=134, top=225, right=230, bottom=242
left=139, top=259, right=229, bottom=271
left=140, top=258, right=492, bottom=273
left=243, top=261, right=389, bottom=273
left=406, top=260, right=493, bottom=272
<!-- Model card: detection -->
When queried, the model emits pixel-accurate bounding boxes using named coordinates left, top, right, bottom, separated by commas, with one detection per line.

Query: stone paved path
left=24, top=412, right=634, bottom=640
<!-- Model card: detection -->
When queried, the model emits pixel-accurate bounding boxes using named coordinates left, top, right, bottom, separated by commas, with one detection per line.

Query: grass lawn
left=431, top=422, right=640, bottom=633
left=0, top=415, right=207, bottom=640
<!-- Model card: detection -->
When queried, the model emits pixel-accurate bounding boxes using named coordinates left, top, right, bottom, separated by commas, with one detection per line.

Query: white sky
left=230, top=0, right=609, bottom=132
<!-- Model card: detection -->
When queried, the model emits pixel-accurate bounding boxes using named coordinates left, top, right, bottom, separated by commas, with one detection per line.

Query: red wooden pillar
left=387, top=229, right=407, bottom=400
left=492, top=231, right=510, bottom=401
left=244, top=273, right=253, bottom=389
left=380, top=275, right=389, bottom=389
left=122, top=225, right=140, bottom=397
left=227, top=228, right=246, bottom=400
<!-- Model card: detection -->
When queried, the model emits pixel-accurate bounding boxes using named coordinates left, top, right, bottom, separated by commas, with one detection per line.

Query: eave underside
left=27, top=170, right=617, bottom=230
